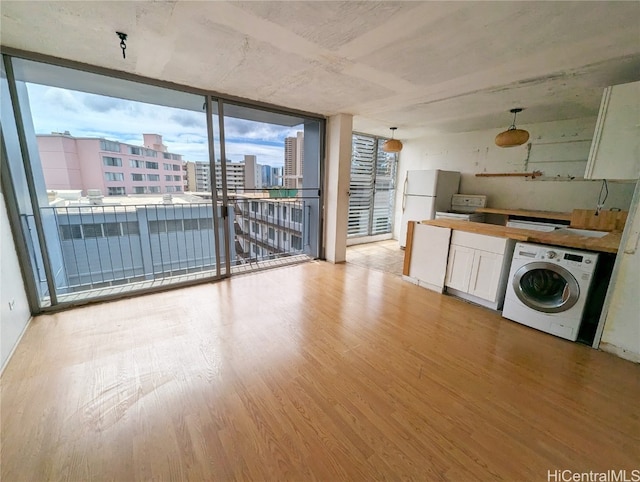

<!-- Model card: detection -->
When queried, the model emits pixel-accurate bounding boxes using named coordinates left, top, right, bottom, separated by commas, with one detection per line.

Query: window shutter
left=348, top=134, right=397, bottom=237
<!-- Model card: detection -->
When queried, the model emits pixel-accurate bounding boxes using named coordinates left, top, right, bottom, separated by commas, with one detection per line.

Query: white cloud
left=25, top=84, right=302, bottom=166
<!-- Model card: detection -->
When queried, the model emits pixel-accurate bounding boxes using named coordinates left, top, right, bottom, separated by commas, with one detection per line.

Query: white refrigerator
left=399, top=170, right=461, bottom=248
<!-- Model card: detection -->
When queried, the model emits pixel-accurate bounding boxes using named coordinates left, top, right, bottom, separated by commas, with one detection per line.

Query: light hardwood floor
left=2, top=260, right=639, bottom=481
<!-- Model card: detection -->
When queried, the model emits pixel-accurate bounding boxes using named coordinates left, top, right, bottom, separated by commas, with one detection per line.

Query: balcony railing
left=26, top=198, right=311, bottom=304
left=228, top=197, right=308, bottom=265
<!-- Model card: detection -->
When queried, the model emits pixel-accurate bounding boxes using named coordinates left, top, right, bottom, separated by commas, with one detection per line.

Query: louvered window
left=348, top=134, right=397, bottom=237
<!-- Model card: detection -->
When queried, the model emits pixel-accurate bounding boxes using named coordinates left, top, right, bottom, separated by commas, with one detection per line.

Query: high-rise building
left=261, top=164, right=273, bottom=187
left=223, top=162, right=246, bottom=192
left=37, top=133, right=185, bottom=196
left=206, top=156, right=264, bottom=193
left=283, top=131, right=304, bottom=189
left=243, top=155, right=262, bottom=190
left=271, top=167, right=283, bottom=186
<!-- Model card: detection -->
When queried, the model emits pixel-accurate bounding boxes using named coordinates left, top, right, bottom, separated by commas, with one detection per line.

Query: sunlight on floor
left=346, top=239, right=404, bottom=276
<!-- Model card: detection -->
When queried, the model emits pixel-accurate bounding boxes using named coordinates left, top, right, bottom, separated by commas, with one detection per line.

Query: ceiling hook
left=116, top=32, right=128, bottom=59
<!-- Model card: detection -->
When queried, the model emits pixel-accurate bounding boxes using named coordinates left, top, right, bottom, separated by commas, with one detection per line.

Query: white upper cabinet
left=585, top=81, right=640, bottom=180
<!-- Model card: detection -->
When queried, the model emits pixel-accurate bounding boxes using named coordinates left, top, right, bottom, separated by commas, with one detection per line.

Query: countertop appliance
left=502, top=242, right=599, bottom=341
left=400, top=170, right=460, bottom=248
left=435, top=194, right=487, bottom=222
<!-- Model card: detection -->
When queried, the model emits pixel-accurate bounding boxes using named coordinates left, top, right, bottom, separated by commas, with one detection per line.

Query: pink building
left=37, top=133, right=186, bottom=196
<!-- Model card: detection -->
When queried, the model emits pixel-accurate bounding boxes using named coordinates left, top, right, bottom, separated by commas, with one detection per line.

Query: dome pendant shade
left=382, top=127, right=403, bottom=153
left=495, top=128, right=530, bottom=147
left=495, top=108, right=529, bottom=148
left=382, top=139, right=403, bottom=153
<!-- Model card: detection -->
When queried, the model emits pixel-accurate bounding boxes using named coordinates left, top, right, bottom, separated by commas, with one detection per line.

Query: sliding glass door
left=1, top=53, right=325, bottom=312
left=213, top=101, right=323, bottom=270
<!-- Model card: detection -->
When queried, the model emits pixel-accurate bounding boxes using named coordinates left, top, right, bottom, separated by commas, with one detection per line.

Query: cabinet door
left=585, top=81, right=640, bottom=180
left=468, top=251, right=503, bottom=302
left=409, top=224, right=452, bottom=292
left=445, top=245, right=474, bottom=292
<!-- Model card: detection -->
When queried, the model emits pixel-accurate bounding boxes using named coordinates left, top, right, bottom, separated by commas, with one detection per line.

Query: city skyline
left=26, top=83, right=303, bottom=168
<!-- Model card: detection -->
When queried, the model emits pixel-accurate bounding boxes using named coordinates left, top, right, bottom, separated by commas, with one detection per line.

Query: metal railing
left=28, top=196, right=311, bottom=302
left=34, top=203, right=223, bottom=296
left=227, top=196, right=307, bottom=265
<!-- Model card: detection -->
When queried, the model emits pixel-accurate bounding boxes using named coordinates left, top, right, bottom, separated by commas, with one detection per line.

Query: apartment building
left=284, top=131, right=304, bottom=189
left=230, top=192, right=306, bottom=262
left=184, top=160, right=211, bottom=192
left=37, top=133, right=185, bottom=196
left=190, top=155, right=264, bottom=193
left=261, top=164, right=272, bottom=187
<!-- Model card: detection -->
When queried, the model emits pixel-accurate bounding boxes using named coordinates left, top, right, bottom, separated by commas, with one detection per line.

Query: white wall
left=1, top=190, right=32, bottom=373
left=394, top=117, right=636, bottom=239
left=324, top=114, right=352, bottom=263
left=599, top=180, right=640, bottom=363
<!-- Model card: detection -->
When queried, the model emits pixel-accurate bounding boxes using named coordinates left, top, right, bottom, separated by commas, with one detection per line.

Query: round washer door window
left=512, top=262, right=580, bottom=313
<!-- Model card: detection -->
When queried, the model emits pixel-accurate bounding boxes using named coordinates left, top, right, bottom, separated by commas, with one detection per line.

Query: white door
left=468, top=251, right=503, bottom=302
left=585, top=81, right=640, bottom=180
left=445, top=245, right=474, bottom=292
left=400, top=195, right=436, bottom=247
left=409, top=224, right=452, bottom=292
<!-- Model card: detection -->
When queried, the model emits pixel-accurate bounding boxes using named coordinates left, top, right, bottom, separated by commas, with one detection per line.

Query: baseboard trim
left=599, top=342, right=640, bottom=364
left=1, top=315, right=33, bottom=377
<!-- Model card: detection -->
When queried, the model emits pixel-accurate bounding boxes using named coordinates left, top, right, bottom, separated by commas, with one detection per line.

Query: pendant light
left=382, top=127, right=403, bottom=153
left=495, top=108, right=529, bottom=147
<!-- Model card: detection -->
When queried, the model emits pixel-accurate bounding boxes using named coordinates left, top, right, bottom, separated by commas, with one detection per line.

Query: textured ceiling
left=1, top=1, right=639, bottom=138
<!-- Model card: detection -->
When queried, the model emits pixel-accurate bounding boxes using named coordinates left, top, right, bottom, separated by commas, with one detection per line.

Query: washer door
left=512, top=262, right=580, bottom=313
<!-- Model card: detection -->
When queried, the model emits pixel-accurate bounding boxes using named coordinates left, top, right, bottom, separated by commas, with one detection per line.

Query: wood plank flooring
left=2, top=260, right=639, bottom=481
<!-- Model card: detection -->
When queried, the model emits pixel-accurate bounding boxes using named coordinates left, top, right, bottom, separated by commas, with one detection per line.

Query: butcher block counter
left=418, top=219, right=622, bottom=253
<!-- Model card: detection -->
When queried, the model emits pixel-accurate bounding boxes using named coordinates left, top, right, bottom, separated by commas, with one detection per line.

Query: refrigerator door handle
left=402, top=173, right=408, bottom=212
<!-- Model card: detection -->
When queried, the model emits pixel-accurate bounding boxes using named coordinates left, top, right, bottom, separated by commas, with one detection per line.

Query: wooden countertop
left=419, top=219, right=622, bottom=253
left=476, top=208, right=573, bottom=221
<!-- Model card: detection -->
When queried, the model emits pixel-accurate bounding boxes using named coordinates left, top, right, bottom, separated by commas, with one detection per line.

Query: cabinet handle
left=402, top=174, right=408, bottom=212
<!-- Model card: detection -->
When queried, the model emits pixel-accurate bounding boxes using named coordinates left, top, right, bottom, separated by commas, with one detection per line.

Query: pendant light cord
left=509, top=110, right=518, bottom=130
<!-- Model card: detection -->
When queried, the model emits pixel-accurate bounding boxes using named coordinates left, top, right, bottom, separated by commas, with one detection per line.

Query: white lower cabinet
left=445, top=231, right=515, bottom=310
left=468, top=250, right=502, bottom=301
left=445, top=244, right=474, bottom=292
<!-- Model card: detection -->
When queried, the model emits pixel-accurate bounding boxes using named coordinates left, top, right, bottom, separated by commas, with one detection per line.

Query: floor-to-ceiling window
left=347, top=133, right=397, bottom=242
left=2, top=58, right=224, bottom=308
left=1, top=53, right=324, bottom=311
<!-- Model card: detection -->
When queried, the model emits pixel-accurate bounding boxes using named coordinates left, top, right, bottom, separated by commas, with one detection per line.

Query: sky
left=25, top=83, right=303, bottom=167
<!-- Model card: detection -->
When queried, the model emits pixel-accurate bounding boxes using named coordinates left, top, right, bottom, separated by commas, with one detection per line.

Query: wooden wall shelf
left=475, top=171, right=543, bottom=179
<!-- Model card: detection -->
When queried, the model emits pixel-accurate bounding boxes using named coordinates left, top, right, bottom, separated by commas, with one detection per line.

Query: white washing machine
left=502, top=242, right=599, bottom=341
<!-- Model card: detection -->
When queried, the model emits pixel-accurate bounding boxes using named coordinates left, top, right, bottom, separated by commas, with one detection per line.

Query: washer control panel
left=514, top=242, right=599, bottom=272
